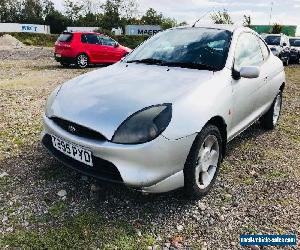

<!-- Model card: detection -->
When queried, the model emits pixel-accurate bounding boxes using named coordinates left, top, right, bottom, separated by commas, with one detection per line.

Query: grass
left=264, top=169, right=289, bottom=180
left=0, top=213, right=156, bottom=250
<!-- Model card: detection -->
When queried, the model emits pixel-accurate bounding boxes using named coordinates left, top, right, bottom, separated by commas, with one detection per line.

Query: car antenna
left=192, top=8, right=214, bottom=27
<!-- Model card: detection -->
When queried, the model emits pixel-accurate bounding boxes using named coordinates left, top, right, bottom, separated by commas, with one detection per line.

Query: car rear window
left=57, top=33, right=73, bottom=42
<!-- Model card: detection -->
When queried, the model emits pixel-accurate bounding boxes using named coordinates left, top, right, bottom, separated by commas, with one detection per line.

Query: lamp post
left=269, top=1, right=274, bottom=25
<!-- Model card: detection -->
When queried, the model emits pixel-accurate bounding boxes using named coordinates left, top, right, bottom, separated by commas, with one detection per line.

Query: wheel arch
left=76, top=52, right=90, bottom=61
left=280, top=82, right=285, bottom=92
left=205, top=116, right=227, bottom=159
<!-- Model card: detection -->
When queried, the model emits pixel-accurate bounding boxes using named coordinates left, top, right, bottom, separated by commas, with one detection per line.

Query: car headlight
left=45, top=85, right=62, bottom=117
left=112, top=104, right=172, bottom=144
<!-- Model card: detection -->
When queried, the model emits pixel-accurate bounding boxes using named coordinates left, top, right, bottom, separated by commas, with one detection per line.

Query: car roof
left=173, top=24, right=249, bottom=33
left=63, top=31, right=102, bottom=35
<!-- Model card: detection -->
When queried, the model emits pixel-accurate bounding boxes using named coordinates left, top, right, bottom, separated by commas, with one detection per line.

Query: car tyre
left=184, top=124, right=223, bottom=200
left=260, top=91, right=283, bottom=130
left=76, top=54, right=89, bottom=68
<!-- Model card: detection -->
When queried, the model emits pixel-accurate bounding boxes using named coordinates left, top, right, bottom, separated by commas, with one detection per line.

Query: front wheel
left=260, top=91, right=283, bottom=130
left=76, top=54, right=89, bottom=68
left=184, top=125, right=223, bottom=199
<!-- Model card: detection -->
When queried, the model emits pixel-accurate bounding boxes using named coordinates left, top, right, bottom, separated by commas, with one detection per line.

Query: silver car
left=42, top=25, right=285, bottom=199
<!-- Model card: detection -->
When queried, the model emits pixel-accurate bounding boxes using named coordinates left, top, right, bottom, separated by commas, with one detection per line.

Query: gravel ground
left=0, top=47, right=299, bottom=250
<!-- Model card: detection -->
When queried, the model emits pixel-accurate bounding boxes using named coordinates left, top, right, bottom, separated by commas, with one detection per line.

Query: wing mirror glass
left=240, top=66, right=260, bottom=79
left=282, top=42, right=287, bottom=46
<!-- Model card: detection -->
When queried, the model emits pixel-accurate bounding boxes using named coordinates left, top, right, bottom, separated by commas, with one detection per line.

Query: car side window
left=234, top=33, right=264, bottom=71
left=81, top=34, right=87, bottom=43
left=85, top=34, right=100, bottom=44
left=99, top=36, right=117, bottom=47
left=258, top=38, right=270, bottom=60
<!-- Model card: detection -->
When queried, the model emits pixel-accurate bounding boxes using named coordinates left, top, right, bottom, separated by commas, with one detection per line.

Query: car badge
left=68, top=125, right=76, bottom=133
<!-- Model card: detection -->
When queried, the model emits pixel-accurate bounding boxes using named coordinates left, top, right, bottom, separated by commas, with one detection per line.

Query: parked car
left=42, top=25, right=285, bottom=199
left=264, top=33, right=291, bottom=65
left=289, top=37, right=300, bottom=63
left=54, top=32, right=132, bottom=68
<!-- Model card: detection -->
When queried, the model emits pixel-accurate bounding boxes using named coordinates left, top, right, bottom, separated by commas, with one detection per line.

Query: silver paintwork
left=240, top=66, right=260, bottom=79
left=42, top=25, right=285, bottom=193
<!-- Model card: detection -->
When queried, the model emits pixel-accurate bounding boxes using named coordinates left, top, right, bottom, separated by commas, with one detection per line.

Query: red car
left=54, top=32, right=132, bottom=68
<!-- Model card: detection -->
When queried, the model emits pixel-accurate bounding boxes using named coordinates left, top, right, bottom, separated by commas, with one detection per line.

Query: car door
left=230, top=32, right=265, bottom=137
left=99, top=36, right=124, bottom=62
left=82, top=34, right=104, bottom=62
left=256, top=37, right=276, bottom=109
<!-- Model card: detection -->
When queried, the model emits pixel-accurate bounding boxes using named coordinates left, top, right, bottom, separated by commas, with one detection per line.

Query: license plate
left=51, top=135, right=93, bottom=167
left=55, top=54, right=61, bottom=58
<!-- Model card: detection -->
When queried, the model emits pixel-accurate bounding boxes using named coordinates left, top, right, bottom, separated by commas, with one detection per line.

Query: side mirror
left=240, top=66, right=260, bottom=79
left=282, top=42, right=287, bottom=47
left=114, top=42, right=119, bottom=48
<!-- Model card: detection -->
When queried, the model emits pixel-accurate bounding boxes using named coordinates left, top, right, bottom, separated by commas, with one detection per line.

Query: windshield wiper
left=126, top=58, right=218, bottom=71
left=126, top=58, right=166, bottom=65
left=161, top=61, right=218, bottom=71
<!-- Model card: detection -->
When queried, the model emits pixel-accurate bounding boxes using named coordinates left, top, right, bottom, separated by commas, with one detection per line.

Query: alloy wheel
left=273, top=93, right=282, bottom=126
left=195, top=135, right=220, bottom=189
left=77, top=54, right=88, bottom=68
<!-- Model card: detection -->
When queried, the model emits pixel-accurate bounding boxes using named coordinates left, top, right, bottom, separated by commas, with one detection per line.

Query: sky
left=52, top=0, right=300, bottom=35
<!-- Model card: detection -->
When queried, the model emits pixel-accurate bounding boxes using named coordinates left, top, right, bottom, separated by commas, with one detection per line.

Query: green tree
left=45, top=10, right=69, bottom=33
left=0, top=0, right=22, bottom=22
left=101, top=0, right=122, bottom=30
left=243, top=15, right=251, bottom=27
left=42, top=0, right=55, bottom=18
left=64, top=0, right=84, bottom=25
left=161, top=17, right=177, bottom=29
left=20, top=0, right=44, bottom=24
left=141, top=8, right=163, bottom=25
left=77, top=12, right=101, bottom=27
left=271, top=23, right=283, bottom=34
left=210, top=9, right=233, bottom=24
left=178, top=21, right=188, bottom=26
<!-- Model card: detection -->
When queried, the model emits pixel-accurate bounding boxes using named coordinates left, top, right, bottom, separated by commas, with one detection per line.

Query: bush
left=112, top=35, right=148, bottom=49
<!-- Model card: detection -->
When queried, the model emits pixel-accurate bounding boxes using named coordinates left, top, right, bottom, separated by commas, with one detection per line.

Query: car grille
left=42, top=134, right=123, bottom=183
left=51, top=117, right=107, bottom=141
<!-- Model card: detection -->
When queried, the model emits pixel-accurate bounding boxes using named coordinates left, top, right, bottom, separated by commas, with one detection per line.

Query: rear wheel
left=184, top=125, right=223, bottom=199
left=76, top=54, right=89, bottom=68
left=260, top=91, right=283, bottom=130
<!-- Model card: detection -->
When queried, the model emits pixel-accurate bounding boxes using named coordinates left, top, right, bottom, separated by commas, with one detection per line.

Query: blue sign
left=240, top=234, right=297, bottom=246
left=21, top=25, right=38, bottom=32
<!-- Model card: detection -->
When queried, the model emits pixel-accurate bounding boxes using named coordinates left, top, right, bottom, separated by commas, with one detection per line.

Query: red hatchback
left=54, top=32, right=132, bottom=68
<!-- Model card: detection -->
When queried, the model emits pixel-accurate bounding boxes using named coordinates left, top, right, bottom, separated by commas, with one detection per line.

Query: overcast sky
left=52, top=0, right=300, bottom=35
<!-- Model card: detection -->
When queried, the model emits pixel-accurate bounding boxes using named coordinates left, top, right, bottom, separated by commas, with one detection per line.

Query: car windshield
left=125, top=28, right=232, bottom=71
left=289, top=39, right=300, bottom=47
left=264, top=36, right=281, bottom=46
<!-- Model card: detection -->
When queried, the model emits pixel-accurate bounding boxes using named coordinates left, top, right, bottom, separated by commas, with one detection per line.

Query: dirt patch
left=0, top=34, right=25, bottom=49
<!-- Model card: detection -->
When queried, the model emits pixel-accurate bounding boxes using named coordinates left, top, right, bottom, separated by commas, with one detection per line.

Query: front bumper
left=290, top=51, right=299, bottom=60
left=41, top=115, right=196, bottom=193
